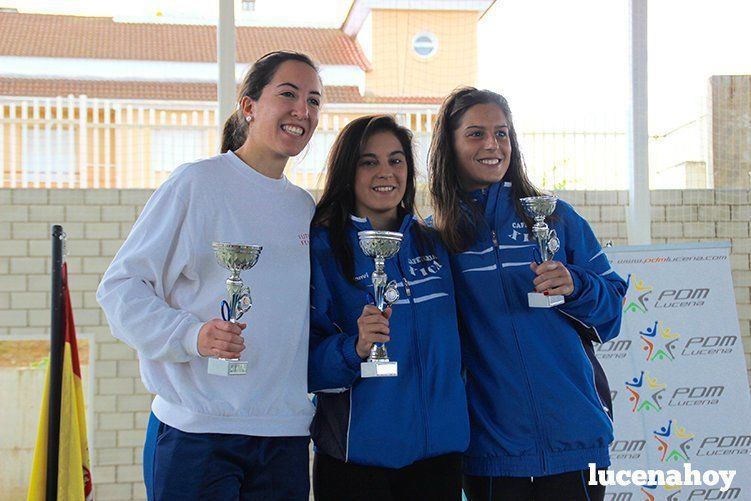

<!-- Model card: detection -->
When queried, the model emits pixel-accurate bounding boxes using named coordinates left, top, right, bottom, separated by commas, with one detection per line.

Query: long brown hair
left=313, top=115, right=430, bottom=283
left=428, top=87, right=542, bottom=253
left=220, top=51, right=319, bottom=153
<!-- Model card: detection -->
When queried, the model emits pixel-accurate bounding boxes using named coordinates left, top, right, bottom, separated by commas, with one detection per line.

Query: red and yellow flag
left=28, top=262, right=93, bottom=500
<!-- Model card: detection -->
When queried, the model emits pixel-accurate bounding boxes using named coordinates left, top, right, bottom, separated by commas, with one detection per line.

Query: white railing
left=0, top=96, right=218, bottom=189
left=1, top=95, right=709, bottom=190
left=519, top=130, right=627, bottom=191
left=649, top=115, right=710, bottom=188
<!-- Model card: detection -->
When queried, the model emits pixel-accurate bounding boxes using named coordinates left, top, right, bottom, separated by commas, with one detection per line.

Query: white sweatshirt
left=97, top=152, right=315, bottom=436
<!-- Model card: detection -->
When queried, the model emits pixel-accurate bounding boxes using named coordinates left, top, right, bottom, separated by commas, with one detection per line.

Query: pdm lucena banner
left=599, top=242, right=751, bottom=500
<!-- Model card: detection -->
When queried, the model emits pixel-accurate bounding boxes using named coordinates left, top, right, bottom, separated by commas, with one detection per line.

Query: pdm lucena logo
left=640, top=321, right=680, bottom=362
left=626, top=371, right=666, bottom=412
left=625, top=370, right=725, bottom=411
left=624, top=276, right=653, bottom=313
left=623, top=275, right=710, bottom=314
left=654, top=419, right=695, bottom=463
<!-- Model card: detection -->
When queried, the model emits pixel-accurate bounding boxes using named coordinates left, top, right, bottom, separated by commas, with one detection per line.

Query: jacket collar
left=348, top=212, right=415, bottom=236
left=462, top=181, right=512, bottom=228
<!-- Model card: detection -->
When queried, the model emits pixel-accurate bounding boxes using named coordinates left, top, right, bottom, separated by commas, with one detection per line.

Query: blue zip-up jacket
left=308, top=214, right=470, bottom=469
left=451, top=181, right=628, bottom=477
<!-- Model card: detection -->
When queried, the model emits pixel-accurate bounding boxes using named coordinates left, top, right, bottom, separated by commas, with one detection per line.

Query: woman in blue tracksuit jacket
left=309, top=115, right=469, bottom=500
left=428, top=88, right=628, bottom=500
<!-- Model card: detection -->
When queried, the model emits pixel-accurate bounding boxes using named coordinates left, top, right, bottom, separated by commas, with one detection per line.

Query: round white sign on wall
left=412, top=32, right=438, bottom=58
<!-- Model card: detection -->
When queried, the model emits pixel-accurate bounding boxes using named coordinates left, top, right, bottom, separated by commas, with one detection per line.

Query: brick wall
left=0, top=189, right=152, bottom=500
left=1, top=187, right=750, bottom=499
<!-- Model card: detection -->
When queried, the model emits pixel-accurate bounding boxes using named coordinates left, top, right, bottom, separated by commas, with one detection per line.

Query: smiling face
left=242, top=59, right=322, bottom=161
left=452, top=102, right=512, bottom=192
left=353, top=131, right=408, bottom=227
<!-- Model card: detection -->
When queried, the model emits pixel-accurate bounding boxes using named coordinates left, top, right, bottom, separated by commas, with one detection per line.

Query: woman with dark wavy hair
left=428, top=88, right=627, bottom=500
left=309, top=114, right=469, bottom=500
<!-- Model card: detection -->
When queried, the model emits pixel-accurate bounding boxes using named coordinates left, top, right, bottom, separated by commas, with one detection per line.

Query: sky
left=3, top=0, right=750, bottom=134
left=478, top=0, right=751, bottom=133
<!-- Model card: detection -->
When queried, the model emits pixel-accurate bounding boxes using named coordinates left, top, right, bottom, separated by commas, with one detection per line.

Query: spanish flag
left=27, top=262, right=93, bottom=500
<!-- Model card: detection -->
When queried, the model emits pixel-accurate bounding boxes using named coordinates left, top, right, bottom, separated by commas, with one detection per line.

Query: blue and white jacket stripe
left=451, top=181, right=628, bottom=477
left=308, top=214, right=470, bottom=469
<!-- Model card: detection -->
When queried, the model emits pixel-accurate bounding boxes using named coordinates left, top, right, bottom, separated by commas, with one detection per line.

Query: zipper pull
left=402, top=278, right=412, bottom=296
left=491, top=230, right=499, bottom=246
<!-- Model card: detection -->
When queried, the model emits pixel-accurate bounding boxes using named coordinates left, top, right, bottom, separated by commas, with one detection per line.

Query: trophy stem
left=366, top=271, right=394, bottom=364
left=225, top=277, right=244, bottom=322
left=532, top=215, right=548, bottom=233
left=371, top=269, right=387, bottom=311
left=370, top=343, right=389, bottom=361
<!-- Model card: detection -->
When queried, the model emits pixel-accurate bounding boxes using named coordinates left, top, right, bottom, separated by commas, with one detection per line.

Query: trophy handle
left=532, top=246, right=543, bottom=266
left=531, top=228, right=559, bottom=264
left=220, top=300, right=232, bottom=322
left=233, top=287, right=252, bottom=321
left=369, top=280, right=399, bottom=359
left=547, top=229, right=560, bottom=257
left=383, top=280, right=400, bottom=307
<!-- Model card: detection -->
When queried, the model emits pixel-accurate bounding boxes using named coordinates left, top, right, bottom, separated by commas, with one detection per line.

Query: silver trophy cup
left=357, top=230, right=403, bottom=378
left=520, top=196, right=565, bottom=308
left=208, top=242, right=262, bottom=376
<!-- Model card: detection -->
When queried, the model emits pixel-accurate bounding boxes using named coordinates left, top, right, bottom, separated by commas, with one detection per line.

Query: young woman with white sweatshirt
left=97, top=51, right=322, bottom=500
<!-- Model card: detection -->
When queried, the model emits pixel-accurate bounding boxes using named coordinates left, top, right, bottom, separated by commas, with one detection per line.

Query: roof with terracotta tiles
left=0, top=77, right=443, bottom=105
left=0, top=12, right=371, bottom=69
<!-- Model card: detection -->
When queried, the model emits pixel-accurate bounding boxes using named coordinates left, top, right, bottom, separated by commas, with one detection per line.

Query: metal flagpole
left=46, top=225, right=66, bottom=501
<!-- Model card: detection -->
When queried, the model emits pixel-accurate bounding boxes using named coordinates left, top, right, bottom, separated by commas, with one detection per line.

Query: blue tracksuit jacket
left=451, top=181, right=628, bottom=477
left=308, top=214, right=470, bottom=469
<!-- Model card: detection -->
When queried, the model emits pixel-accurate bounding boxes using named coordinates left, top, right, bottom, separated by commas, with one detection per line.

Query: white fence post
left=114, top=103, right=123, bottom=188
left=20, top=102, right=28, bottom=187
left=138, top=107, right=146, bottom=188
left=43, top=98, right=52, bottom=187
left=31, top=99, right=40, bottom=188
left=126, top=105, right=134, bottom=188
left=92, top=98, right=101, bottom=189
left=9, top=103, right=16, bottom=188
left=78, top=95, right=88, bottom=188
left=104, top=100, right=112, bottom=188
left=67, top=95, right=75, bottom=188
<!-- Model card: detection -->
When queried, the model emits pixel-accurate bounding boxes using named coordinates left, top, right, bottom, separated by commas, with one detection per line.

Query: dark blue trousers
left=143, top=412, right=309, bottom=500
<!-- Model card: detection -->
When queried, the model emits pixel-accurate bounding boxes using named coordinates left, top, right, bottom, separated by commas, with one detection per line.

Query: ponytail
left=221, top=113, right=247, bottom=153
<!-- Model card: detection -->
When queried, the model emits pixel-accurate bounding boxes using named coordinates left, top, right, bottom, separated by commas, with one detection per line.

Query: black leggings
left=463, top=470, right=606, bottom=501
left=313, top=452, right=462, bottom=501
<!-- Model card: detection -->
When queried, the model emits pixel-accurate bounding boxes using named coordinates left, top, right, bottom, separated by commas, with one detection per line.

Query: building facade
left=0, top=1, right=494, bottom=190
